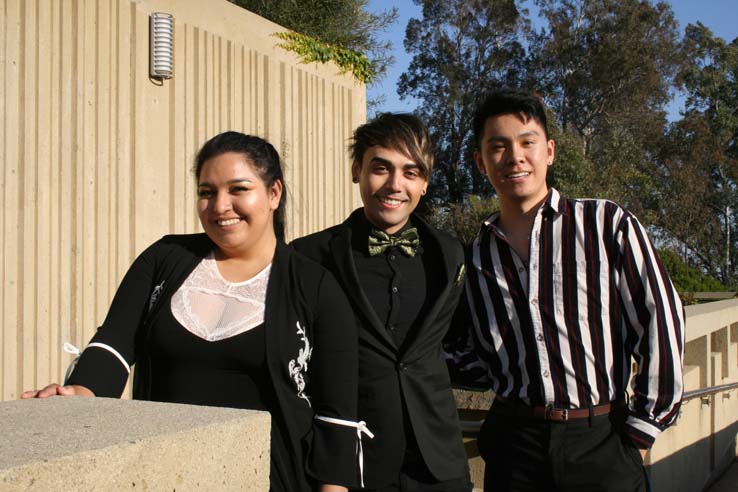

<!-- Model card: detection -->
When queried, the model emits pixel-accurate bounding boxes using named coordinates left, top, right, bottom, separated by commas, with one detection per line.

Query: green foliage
left=546, top=115, right=596, bottom=199
left=229, top=0, right=396, bottom=87
left=273, top=31, right=374, bottom=83
left=422, top=194, right=500, bottom=244
left=657, top=249, right=729, bottom=295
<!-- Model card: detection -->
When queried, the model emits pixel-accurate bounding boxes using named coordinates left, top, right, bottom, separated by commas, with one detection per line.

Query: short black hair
left=472, top=90, right=549, bottom=149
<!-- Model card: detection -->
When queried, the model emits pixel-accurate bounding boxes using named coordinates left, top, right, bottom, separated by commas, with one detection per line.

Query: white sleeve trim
left=63, top=341, right=131, bottom=383
left=314, top=415, right=374, bottom=487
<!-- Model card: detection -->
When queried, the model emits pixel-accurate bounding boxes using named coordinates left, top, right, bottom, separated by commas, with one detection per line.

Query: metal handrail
left=683, top=382, right=738, bottom=401
left=458, top=382, right=738, bottom=436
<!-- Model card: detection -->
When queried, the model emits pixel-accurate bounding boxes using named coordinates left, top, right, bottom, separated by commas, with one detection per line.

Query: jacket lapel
left=329, top=223, right=399, bottom=354
left=400, top=218, right=458, bottom=354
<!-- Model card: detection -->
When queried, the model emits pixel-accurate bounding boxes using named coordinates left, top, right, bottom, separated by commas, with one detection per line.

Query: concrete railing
left=456, top=298, right=738, bottom=491
left=649, top=298, right=738, bottom=492
left=1, top=397, right=271, bottom=491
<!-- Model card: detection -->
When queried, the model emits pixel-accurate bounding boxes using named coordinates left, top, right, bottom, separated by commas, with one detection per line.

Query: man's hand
left=21, top=383, right=94, bottom=399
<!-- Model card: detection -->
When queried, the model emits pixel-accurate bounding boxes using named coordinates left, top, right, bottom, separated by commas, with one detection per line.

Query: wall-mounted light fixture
left=150, top=13, right=174, bottom=80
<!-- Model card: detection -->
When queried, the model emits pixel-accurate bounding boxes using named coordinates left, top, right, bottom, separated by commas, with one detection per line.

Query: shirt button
left=389, top=254, right=396, bottom=261
left=392, top=286, right=398, bottom=293
left=537, top=334, right=543, bottom=341
left=388, top=324, right=396, bottom=331
left=397, top=362, right=407, bottom=371
left=543, top=370, right=550, bottom=378
left=518, top=267, right=525, bottom=273
left=530, top=298, right=537, bottom=305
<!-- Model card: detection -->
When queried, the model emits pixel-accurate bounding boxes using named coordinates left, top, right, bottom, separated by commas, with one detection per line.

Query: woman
left=22, top=132, right=365, bottom=492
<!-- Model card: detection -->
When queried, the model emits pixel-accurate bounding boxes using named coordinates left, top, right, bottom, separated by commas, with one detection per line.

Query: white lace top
left=170, top=253, right=271, bottom=341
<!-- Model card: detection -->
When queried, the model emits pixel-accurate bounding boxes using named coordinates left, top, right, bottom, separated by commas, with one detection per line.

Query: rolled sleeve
left=617, top=214, right=685, bottom=448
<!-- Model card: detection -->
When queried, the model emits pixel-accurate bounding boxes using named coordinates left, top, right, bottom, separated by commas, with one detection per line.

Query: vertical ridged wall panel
left=0, top=0, right=365, bottom=400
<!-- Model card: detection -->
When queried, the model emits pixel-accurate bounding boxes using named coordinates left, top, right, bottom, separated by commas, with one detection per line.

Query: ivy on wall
left=274, top=31, right=374, bottom=84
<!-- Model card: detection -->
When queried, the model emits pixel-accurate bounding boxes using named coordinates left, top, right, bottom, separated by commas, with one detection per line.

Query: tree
left=229, top=0, right=397, bottom=91
left=398, top=0, right=529, bottom=207
left=528, top=0, right=684, bottom=218
left=656, top=23, right=738, bottom=287
left=657, top=249, right=729, bottom=296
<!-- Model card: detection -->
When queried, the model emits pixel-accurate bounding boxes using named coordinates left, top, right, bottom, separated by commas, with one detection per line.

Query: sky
left=366, top=0, right=738, bottom=118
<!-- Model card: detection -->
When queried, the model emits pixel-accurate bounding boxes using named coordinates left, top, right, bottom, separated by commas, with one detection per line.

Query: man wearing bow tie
left=292, top=113, right=471, bottom=491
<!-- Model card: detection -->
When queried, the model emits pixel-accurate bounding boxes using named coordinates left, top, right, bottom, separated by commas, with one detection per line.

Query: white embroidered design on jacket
left=148, top=281, right=165, bottom=312
left=288, top=321, right=313, bottom=406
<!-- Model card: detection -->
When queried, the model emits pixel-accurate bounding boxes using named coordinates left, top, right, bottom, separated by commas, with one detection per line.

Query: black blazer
left=292, top=209, right=468, bottom=487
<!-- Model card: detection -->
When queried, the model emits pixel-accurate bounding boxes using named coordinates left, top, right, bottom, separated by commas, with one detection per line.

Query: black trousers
left=356, top=446, right=473, bottom=492
left=478, top=408, right=648, bottom=492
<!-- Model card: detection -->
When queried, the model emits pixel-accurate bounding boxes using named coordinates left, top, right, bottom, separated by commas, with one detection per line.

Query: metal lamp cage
left=150, top=12, right=174, bottom=79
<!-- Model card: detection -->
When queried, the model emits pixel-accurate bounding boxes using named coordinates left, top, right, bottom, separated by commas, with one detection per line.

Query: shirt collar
left=481, top=188, right=566, bottom=233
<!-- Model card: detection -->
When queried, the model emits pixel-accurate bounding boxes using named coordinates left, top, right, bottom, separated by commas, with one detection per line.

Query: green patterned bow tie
left=368, top=227, right=420, bottom=257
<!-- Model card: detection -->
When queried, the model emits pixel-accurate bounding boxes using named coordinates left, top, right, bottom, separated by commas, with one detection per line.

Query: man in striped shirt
left=455, top=90, right=684, bottom=491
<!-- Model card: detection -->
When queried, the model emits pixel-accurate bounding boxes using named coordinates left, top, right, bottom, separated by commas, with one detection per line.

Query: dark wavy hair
left=472, top=90, right=550, bottom=149
left=350, top=113, right=435, bottom=179
left=194, top=131, right=286, bottom=240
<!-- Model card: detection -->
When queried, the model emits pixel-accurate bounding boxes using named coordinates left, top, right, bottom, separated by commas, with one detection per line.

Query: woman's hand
left=319, top=485, right=348, bottom=492
left=20, top=383, right=94, bottom=399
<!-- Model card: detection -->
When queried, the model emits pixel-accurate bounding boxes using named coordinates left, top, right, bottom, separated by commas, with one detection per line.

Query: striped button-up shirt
left=461, top=188, right=684, bottom=447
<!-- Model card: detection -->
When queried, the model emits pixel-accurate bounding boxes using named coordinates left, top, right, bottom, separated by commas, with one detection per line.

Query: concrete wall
left=1, top=397, right=271, bottom=490
left=648, top=299, right=738, bottom=492
left=0, top=0, right=365, bottom=401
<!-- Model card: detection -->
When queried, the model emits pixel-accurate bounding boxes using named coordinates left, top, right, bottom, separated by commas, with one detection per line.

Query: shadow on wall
left=648, top=420, right=738, bottom=492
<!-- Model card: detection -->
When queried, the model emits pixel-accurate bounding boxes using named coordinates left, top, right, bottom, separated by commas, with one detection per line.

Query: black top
left=350, top=214, right=443, bottom=350
left=148, top=307, right=273, bottom=410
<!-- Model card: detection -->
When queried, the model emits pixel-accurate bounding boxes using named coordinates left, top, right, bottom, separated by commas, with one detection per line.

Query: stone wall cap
left=1, top=397, right=269, bottom=470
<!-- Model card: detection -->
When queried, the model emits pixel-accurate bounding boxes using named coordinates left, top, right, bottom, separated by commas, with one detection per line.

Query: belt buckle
left=544, top=405, right=568, bottom=421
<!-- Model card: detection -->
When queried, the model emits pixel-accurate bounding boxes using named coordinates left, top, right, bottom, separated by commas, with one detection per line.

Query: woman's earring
left=421, top=189, right=427, bottom=196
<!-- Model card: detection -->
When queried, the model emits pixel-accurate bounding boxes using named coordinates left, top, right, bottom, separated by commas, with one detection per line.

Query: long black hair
left=194, top=131, right=287, bottom=240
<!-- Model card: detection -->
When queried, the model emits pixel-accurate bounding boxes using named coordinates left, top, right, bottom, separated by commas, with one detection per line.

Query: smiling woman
left=21, top=132, right=364, bottom=492
left=194, top=134, right=285, bottom=281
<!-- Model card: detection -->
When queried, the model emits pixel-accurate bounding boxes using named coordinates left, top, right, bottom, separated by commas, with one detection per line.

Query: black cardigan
left=68, top=234, right=360, bottom=490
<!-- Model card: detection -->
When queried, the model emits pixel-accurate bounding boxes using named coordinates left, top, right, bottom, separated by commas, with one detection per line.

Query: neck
left=500, top=188, right=547, bottom=220
left=214, top=233, right=277, bottom=282
left=497, top=192, right=547, bottom=239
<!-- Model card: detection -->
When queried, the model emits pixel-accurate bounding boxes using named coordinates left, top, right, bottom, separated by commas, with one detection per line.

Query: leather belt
left=490, top=398, right=615, bottom=421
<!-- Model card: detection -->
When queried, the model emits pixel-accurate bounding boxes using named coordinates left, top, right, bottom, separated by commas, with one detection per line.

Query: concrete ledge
left=1, top=397, right=270, bottom=491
